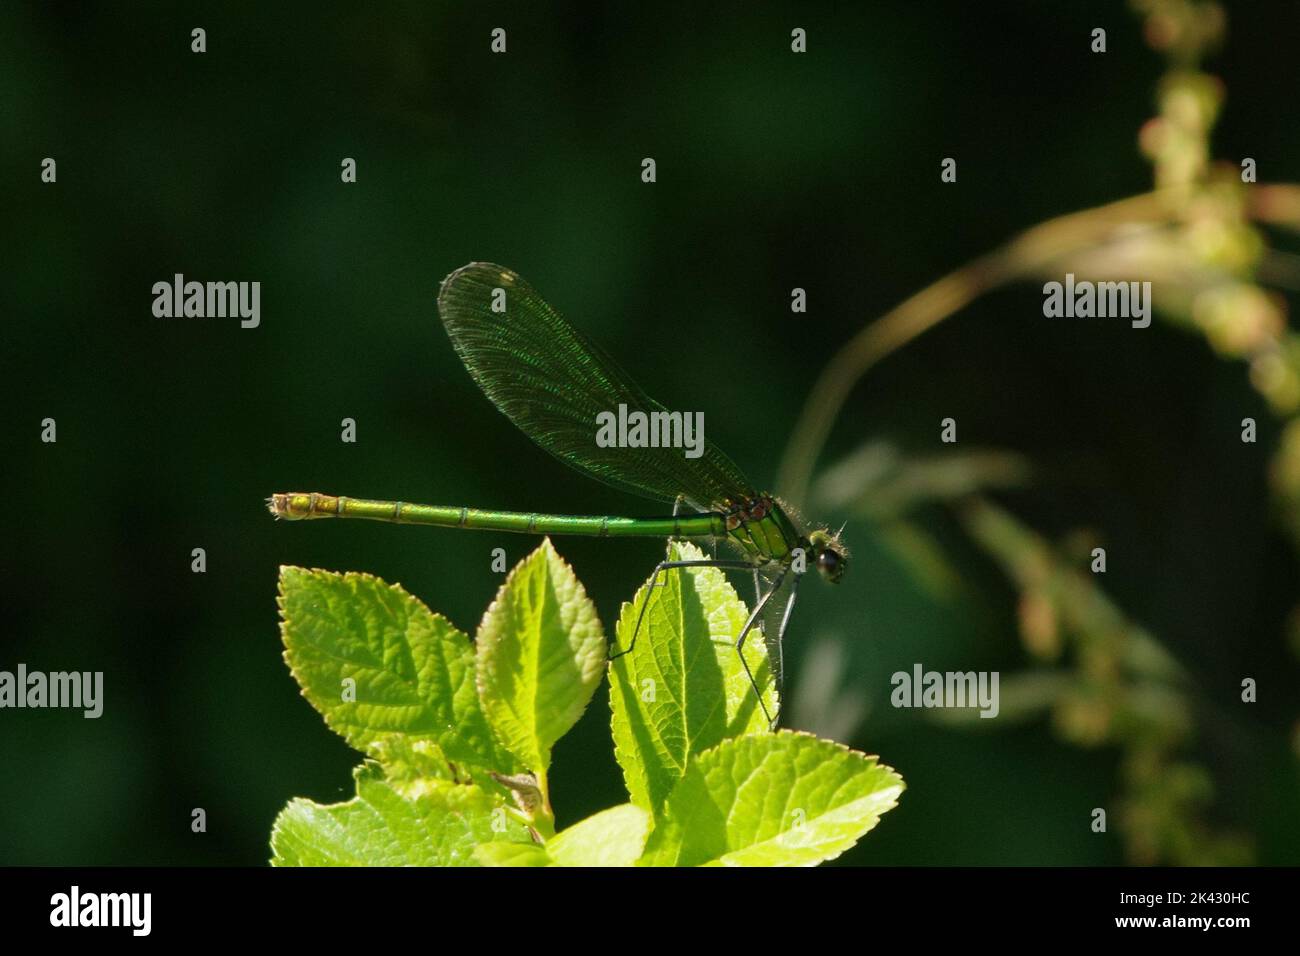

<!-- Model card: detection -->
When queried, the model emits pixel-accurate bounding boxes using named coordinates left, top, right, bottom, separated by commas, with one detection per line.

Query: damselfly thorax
left=718, top=494, right=803, bottom=565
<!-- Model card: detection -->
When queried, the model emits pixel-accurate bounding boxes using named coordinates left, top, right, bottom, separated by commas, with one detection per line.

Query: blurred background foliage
left=2, top=0, right=1297, bottom=865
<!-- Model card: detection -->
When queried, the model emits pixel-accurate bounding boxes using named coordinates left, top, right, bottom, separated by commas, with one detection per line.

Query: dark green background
left=3, top=1, right=1297, bottom=865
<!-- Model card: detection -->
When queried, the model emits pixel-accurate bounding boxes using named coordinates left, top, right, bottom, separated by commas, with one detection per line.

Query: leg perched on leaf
left=733, top=566, right=789, bottom=729
left=609, top=558, right=761, bottom=660
left=767, top=572, right=801, bottom=727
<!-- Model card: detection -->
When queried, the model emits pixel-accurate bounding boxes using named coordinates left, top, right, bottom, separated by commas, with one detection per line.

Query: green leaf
left=609, top=541, right=774, bottom=812
left=473, top=842, right=550, bottom=867
left=278, top=567, right=517, bottom=778
left=372, top=737, right=472, bottom=794
left=546, top=803, right=649, bottom=866
left=476, top=539, right=606, bottom=776
left=474, top=804, right=650, bottom=867
left=639, top=731, right=904, bottom=867
left=270, top=765, right=531, bottom=866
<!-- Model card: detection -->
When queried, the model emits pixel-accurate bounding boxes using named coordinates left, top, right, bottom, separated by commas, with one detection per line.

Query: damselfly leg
left=768, top=572, right=801, bottom=726
left=610, top=551, right=801, bottom=728
left=609, top=557, right=760, bottom=661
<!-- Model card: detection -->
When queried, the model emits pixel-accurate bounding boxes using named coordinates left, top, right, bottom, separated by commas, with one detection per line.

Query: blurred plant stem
left=779, top=177, right=1300, bottom=507
left=780, top=2, right=1300, bottom=545
left=779, top=190, right=1173, bottom=501
left=782, top=0, right=1285, bottom=864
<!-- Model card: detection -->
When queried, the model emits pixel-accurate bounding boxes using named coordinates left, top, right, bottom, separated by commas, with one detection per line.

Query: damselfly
left=269, top=263, right=847, bottom=726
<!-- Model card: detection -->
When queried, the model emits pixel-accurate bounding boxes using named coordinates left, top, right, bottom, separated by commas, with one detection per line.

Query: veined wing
left=437, top=262, right=756, bottom=509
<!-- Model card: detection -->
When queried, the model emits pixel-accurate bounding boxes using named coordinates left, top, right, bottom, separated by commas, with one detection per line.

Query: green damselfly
left=269, top=262, right=847, bottom=726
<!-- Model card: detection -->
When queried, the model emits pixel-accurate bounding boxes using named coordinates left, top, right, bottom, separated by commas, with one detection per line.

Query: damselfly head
left=807, top=527, right=848, bottom=584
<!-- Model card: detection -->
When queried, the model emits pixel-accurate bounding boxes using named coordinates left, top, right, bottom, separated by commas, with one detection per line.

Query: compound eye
left=816, top=549, right=840, bottom=576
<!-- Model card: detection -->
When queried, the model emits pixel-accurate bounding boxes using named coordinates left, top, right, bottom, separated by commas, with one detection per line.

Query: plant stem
left=532, top=769, right=556, bottom=840
left=777, top=191, right=1178, bottom=504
